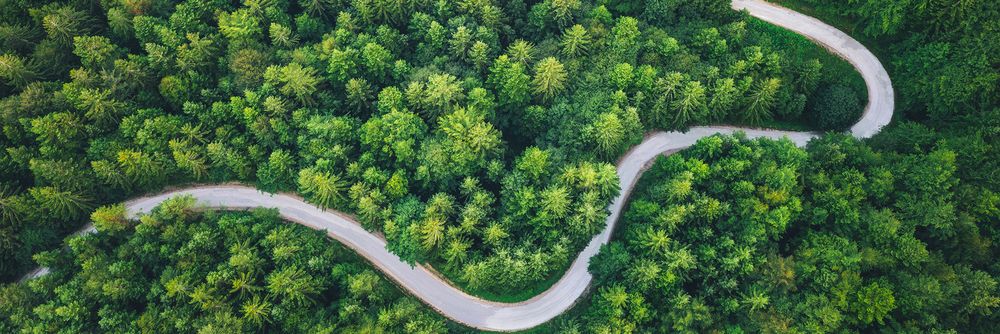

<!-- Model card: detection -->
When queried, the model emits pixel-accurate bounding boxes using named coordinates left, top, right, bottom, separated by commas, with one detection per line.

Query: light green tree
left=420, top=218, right=445, bottom=250
left=507, top=40, right=535, bottom=65
left=559, top=24, right=591, bottom=58
left=298, top=168, right=348, bottom=209
left=532, top=57, right=568, bottom=100
left=672, top=81, right=707, bottom=127
left=0, top=54, right=37, bottom=87
left=743, top=78, right=781, bottom=125
left=266, top=63, right=321, bottom=105
left=423, top=73, right=464, bottom=118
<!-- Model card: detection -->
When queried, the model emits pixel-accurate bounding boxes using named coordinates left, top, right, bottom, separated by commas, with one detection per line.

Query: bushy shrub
left=810, top=84, right=862, bottom=130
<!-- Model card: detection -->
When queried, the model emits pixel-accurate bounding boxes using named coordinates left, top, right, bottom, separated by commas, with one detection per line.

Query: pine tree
left=532, top=57, right=568, bottom=100
left=743, top=78, right=781, bottom=125
left=0, top=54, right=38, bottom=88
left=560, top=24, right=590, bottom=58
left=507, top=40, right=535, bottom=65
left=672, top=81, right=707, bottom=127
left=297, top=168, right=348, bottom=209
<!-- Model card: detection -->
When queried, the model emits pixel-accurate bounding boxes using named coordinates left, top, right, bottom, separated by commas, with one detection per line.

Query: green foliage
left=743, top=78, right=781, bottom=125
left=0, top=54, right=37, bottom=87
left=532, top=57, right=568, bottom=100
left=422, top=73, right=464, bottom=118
left=0, top=205, right=447, bottom=332
left=360, top=109, right=428, bottom=166
left=90, top=204, right=129, bottom=233
left=0, top=1, right=995, bottom=332
left=810, top=84, right=862, bottom=130
left=265, top=63, right=320, bottom=105
left=298, top=168, right=348, bottom=209
left=781, top=0, right=998, bottom=123
left=218, top=9, right=262, bottom=48
left=560, top=25, right=591, bottom=58
left=575, top=133, right=1000, bottom=333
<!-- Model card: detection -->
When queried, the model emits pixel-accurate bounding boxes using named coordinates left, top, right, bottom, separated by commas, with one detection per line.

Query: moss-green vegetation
left=0, top=199, right=450, bottom=332
left=774, top=0, right=999, bottom=124
left=569, top=133, right=999, bottom=332
left=1, top=0, right=998, bottom=332
left=0, top=0, right=861, bottom=295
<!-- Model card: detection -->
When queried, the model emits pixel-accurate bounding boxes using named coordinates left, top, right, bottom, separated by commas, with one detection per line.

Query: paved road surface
left=21, top=1, right=893, bottom=331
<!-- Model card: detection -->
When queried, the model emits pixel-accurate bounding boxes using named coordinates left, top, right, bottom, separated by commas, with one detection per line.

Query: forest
left=573, top=132, right=998, bottom=332
left=1, top=200, right=451, bottom=332
left=0, top=0, right=997, bottom=333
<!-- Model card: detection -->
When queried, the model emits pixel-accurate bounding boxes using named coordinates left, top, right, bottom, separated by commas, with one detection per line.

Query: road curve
left=731, top=0, right=893, bottom=138
left=22, top=1, right=893, bottom=332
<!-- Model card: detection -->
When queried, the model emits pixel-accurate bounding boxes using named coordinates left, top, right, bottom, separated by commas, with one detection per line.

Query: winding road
left=21, top=1, right=894, bottom=332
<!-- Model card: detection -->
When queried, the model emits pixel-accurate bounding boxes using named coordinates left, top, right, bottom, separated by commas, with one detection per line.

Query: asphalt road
left=21, top=1, right=894, bottom=331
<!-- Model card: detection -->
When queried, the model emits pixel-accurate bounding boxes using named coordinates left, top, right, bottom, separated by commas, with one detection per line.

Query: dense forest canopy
left=0, top=0, right=862, bottom=290
left=578, top=133, right=998, bottom=332
left=775, top=0, right=999, bottom=126
left=0, top=0, right=997, bottom=333
left=1, top=200, right=451, bottom=332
